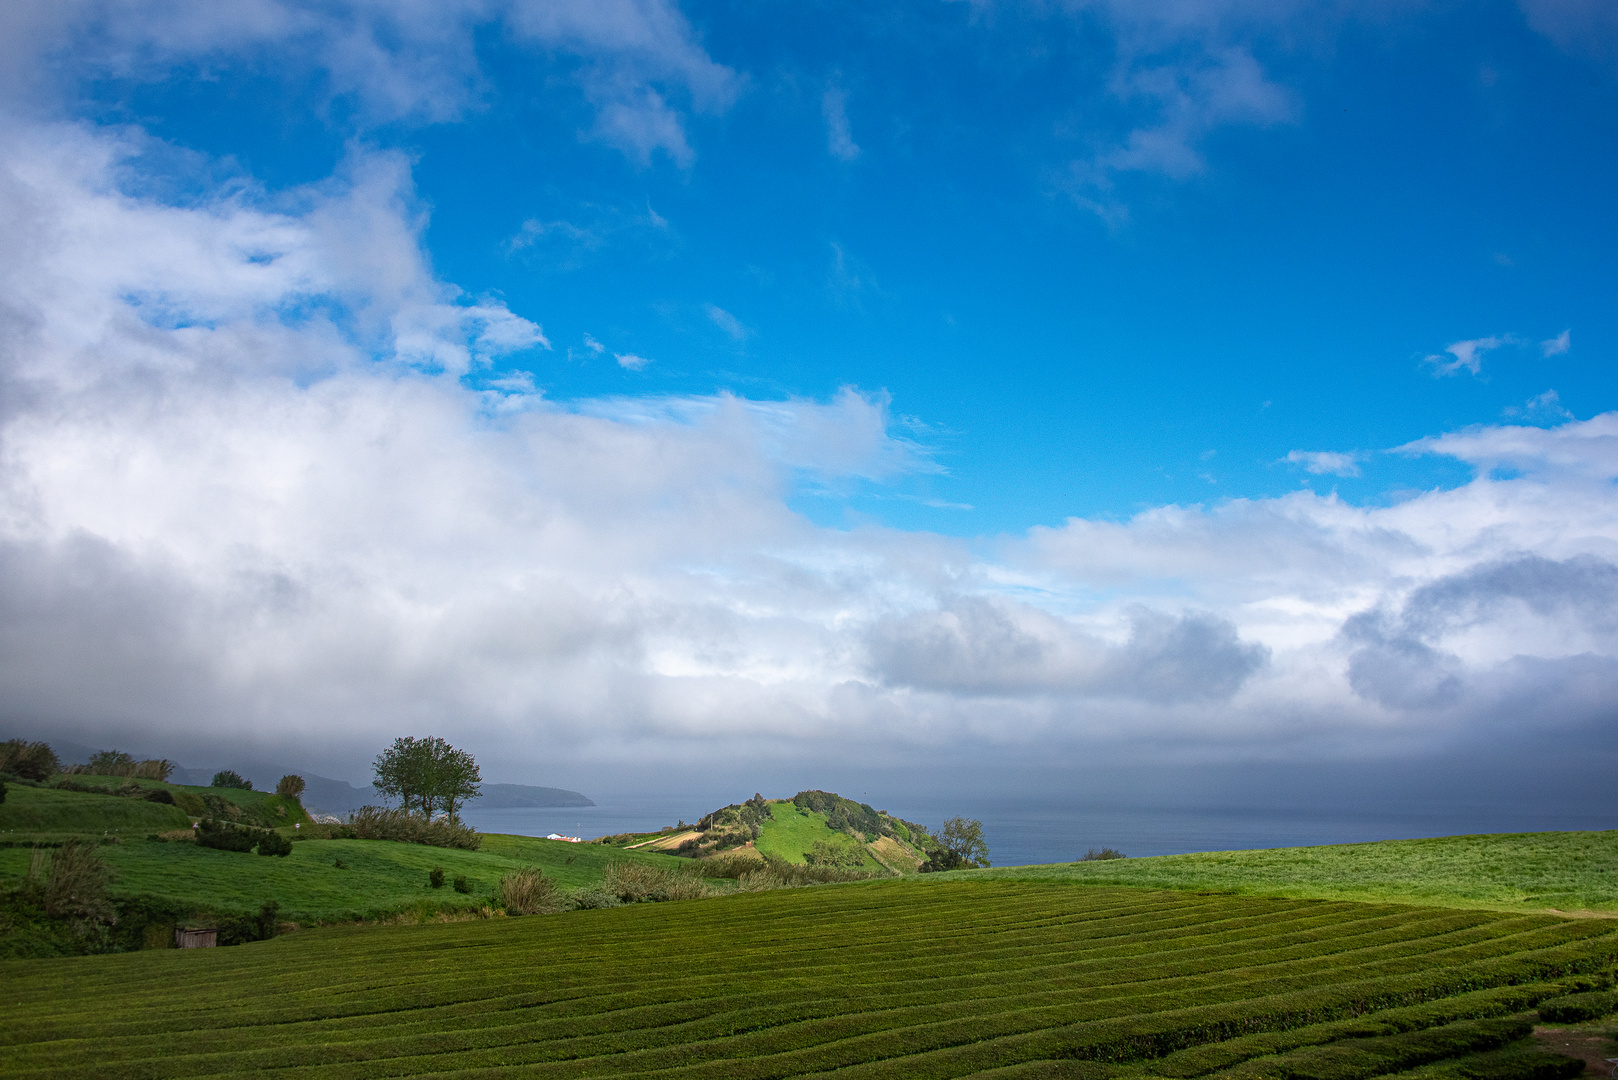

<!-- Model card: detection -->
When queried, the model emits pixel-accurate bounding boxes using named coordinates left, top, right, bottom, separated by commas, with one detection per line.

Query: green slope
left=0, top=784, right=191, bottom=838
left=0, top=831, right=704, bottom=924
left=5, top=881, right=1613, bottom=1078
left=926, top=830, right=1618, bottom=913
left=753, top=801, right=883, bottom=869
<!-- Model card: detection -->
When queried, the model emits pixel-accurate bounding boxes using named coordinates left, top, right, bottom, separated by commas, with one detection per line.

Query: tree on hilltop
left=373, top=737, right=481, bottom=820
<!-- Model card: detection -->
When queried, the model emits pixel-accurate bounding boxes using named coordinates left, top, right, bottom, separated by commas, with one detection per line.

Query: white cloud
left=704, top=303, right=748, bottom=341
left=822, top=83, right=860, bottom=162
left=1425, top=335, right=1511, bottom=377
left=0, top=0, right=737, bottom=163
left=615, top=352, right=652, bottom=370
left=583, top=332, right=606, bottom=354
left=1503, top=389, right=1573, bottom=424
left=1542, top=329, right=1571, bottom=356
left=6, top=115, right=1618, bottom=788
left=1285, top=450, right=1360, bottom=478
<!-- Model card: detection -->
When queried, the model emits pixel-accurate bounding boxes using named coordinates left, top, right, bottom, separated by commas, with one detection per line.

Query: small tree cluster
left=0, top=739, right=61, bottom=781
left=211, top=770, right=253, bottom=790
left=274, top=774, right=306, bottom=800
left=55, top=750, right=175, bottom=781
left=372, top=737, right=481, bottom=820
left=919, top=816, right=989, bottom=872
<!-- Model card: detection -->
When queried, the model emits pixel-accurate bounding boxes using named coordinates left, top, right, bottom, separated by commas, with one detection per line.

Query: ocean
left=458, top=793, right=1618, bottom=867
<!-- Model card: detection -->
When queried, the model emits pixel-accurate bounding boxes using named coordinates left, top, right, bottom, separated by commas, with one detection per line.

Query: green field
left=7, top=880, right=1617, bottom=1078
left=933, top=831, right=1618, bottom=914
left=753, top=800, right=885, bottom=869
left=0, top=777, right=310, bottom=843
left=0, top=784, right=193, bottom=838
left=0, top=828, right=704, bottom=925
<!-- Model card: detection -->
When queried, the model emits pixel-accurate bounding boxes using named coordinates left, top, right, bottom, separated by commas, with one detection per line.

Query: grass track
left=6, top=882, right=1617, bottom=1078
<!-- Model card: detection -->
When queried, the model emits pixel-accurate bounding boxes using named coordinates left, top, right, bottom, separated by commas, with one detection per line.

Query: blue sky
left=2, top=1, right=1618, bottom=815
left=75, top=0, right=1617, bottom=532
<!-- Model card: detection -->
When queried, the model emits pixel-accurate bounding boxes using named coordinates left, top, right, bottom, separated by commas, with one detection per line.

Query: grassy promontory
left=926, top=830, right=1618, bottom=914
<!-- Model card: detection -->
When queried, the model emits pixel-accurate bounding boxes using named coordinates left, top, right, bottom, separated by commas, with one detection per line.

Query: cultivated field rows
left=5, top=882, right=1614, bottom=1078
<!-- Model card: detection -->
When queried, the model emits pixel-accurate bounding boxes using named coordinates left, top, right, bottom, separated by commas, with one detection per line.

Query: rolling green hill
left=752, top=800, right=887, bottom=870
left=0, top=783, right=192, bottom=838
left=6, top=880, right=1615, bottom=1078
left=928, top=831, right=1618, bottom=914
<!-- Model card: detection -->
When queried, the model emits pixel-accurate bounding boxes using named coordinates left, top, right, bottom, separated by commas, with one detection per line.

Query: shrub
left=256, top=831, right=292, bottom=857
left=568, top=888, right=623, bottom=910
left=348, top=806, right=482, bottom=850
left=0, top=739, right=61, bottom=781
left=86, top=750, right=137, bottom=775
left=195, top=820, right=260, bottom=853
left=1081, top=847, right=1127, bottom=861
left=211, top=770, right=252, bottom=790
left=698, top=852, right=767, bottom=879
left=1538, top=989, right=1618, bottom=1023
left=429, top=867, right=445, bottom=888
left=218, top=901, right=280, bottom=946
left=0, top=779, right=6, bottom=804
left=500, top=867, right=564, bottom=914
left=43, top=839, right=115, bottom=923
left=143, top=788, right=175, bottom=805
left=918, top=847, right=965, bottom=873
left=804, top=839, right=865, bottom=868
left=733, top=858, right=875, bottom=892
left=129, top=759, right=175, bottom=781
left=452, top=876, right=471, bottom=894
left=601, top=861, right=714, bottom=903
left=275, top=774, right=306, bottom=799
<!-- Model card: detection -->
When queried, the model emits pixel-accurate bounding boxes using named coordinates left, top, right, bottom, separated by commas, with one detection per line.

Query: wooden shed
left=174, top=927, right=217, bottom=949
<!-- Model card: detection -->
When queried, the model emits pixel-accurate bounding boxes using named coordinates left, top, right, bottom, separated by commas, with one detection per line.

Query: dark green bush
left=452, top=876, right=471, bottom=894
left=1081, top=847, right=1126, bottom=860
left=348, top=806, right=481, bottom=849
left=568, top=888, right=622, bottom=910
left=195, top=820, right=259, bottom=853
left=218, top=901, right=280, bottom=946
left=1538, top=989, right=1618, bottom=1023
left=919, top=846, right=964, bottom=872
left=0, top=779, right=6, bottom=804
left=143, top=788, right=175, bottom=805
left=274, top=774, right=305, bottom=799
left=255, top=831, right=292, bottom=857
left=211, top=770, right=252, bottom=790
left=0, top=739, right=61, bottom=781
left=428, top=867, right=445, bottom=888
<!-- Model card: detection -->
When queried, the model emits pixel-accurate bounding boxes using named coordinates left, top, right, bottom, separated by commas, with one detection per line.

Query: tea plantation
left=7, top=879, right=1618, bottom=1078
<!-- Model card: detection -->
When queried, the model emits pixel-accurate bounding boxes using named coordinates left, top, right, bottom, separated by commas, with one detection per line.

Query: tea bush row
left=7, top=884, right=1615, bottom=1078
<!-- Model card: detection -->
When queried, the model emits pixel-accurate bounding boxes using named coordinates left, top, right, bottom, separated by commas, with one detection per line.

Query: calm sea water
left=459, top=795, right=1618, bottom=868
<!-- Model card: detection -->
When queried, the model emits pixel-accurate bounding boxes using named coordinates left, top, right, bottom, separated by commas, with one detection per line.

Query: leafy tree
left=432, top=745, right=481, bottom=821
left=275, top=774, right=306, bottom=800
left=211, top=770, right=253, bottom=790
left=922, top=816, right=989, bottom=870
left=0, top=739, right=61, bottom=781
left=87, top=750, right=136, bottom=776
left=373, top=737, right=481, bottom=819
left=374, top=737, right=435, bottom=816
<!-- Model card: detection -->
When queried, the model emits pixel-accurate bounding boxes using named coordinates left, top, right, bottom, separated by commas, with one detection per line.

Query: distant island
left=474, top=784, right=594, bottom=809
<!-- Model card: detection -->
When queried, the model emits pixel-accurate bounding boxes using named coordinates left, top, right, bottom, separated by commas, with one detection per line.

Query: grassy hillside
left=753, top=800, right=886, bottom=869
left=0, top=775, right=311, bottom=841
left=0, top=829, right=704, bottom=925
left=6, top=881, right=1616, bottom=1077
left=931, top=830, right=1618, bottom=914
left=0, top=784, right=192, bottom=838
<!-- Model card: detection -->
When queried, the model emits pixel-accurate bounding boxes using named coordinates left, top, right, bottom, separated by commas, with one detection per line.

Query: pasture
left=942, top=831, right=1618, bottom=914
left=7, top=880, right=1617, bottom=1078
